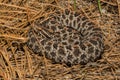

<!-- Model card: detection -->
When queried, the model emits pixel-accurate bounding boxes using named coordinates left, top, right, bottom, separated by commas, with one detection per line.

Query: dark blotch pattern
left=80, top=44, right=86, bottom=50
left=50, top=20, right=56, bottom=24
left=65, top=9, right=70, bottom=15
left=77, top=18, right=80, bottom=23
left=62, top=14, right=66, bottom=19
left=74, top=12, right=80, bottom=17
left=45, top=46, right=51, bottom=51
left=69, top=15, right=73, bottom=20
left=67, top=54, right=73, bottom=60
left=73, top=48, right=81, bottom=57
left=81, top=54, right=86, bottom=59
left=31, top=37, right=36, bottom=43
left=53, top=43, right=58, bottom=49
left=66, top=45, right=72, bottom=50
left=88, top=47, right=94, bottom=54
left=27, top=9, right=104, bottom=66
left=89, top=40, right=97, bottom=45
left=66, top=19, right=69, bottom=25
left=50, top=52, right=56, bottom=57
left=58, top=48, right=65, bottom=55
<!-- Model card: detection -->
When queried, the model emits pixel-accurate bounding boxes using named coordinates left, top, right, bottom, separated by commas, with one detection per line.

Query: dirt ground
left=0, top=0, right=120, bottom=80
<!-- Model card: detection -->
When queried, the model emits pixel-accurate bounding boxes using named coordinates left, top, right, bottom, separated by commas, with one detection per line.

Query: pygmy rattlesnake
left=27, top=9, right=104, bottom=66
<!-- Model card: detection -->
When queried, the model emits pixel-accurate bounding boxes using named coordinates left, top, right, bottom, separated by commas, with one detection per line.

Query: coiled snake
left=27, top=9, right=104, bottom=66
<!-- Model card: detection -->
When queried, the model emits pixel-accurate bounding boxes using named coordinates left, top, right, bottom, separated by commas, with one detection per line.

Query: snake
left=27, top=9, right=104, bottom=66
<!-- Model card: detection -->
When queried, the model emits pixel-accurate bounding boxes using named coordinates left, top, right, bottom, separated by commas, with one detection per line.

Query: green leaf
left=97, top=0, right=102, bottom=15
left=73, top=0, right=76, bottom=10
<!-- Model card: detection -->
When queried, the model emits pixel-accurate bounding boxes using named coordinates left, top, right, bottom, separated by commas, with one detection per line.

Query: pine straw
left=0, top=0, right=120, bottom=80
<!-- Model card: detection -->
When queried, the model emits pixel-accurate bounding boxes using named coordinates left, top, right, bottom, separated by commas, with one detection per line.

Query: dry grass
left=0, top=0, right=120, bottom=80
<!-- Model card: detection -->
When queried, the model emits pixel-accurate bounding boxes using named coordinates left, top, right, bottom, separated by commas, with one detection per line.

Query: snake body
left=27, top=9, right=104, bottom=66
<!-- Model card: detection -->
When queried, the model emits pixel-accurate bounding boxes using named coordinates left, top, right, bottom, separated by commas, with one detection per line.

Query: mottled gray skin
left=27, top=9, right=104, bottom=66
